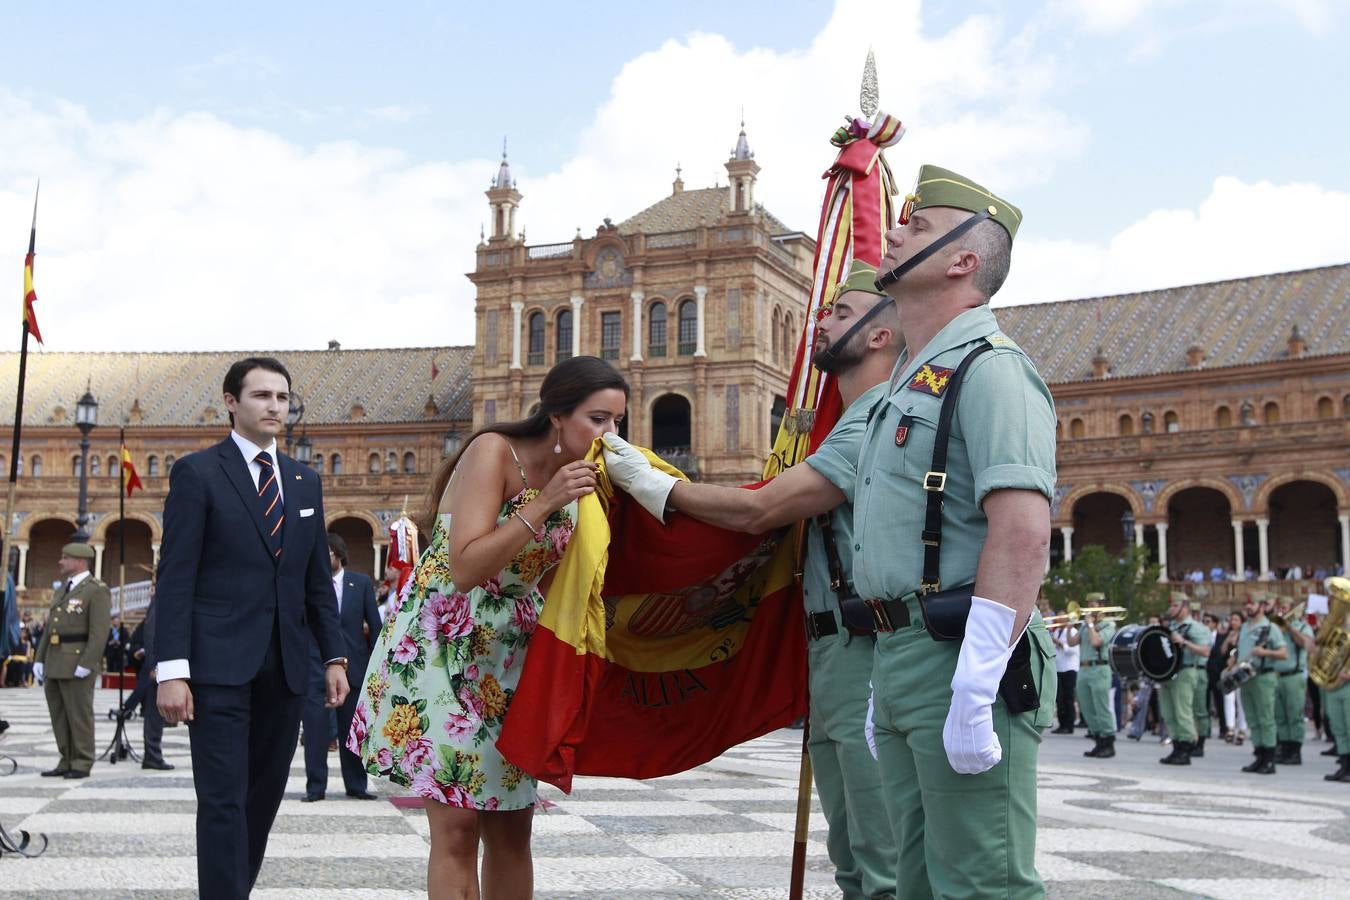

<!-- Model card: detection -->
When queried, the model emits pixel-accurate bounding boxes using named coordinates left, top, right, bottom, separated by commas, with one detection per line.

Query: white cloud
left=998, top=175, right=1350, bottom=305
left=1052, top=0, right=1337, bottom=34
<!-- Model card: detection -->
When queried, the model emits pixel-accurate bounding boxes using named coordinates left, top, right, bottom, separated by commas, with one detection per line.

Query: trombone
left=1044, top=600, right=1127, bottom=627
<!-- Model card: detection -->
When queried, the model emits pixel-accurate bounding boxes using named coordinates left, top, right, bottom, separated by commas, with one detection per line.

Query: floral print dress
left=349, top=454, right=576, bottom=810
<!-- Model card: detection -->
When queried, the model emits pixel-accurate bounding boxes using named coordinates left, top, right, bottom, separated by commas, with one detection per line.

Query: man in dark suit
left=155, top=357, right=348, bottom=900
left=301, top=532, right=382, bottom=801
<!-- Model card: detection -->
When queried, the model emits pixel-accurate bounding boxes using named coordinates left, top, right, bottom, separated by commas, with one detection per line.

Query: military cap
left=1189, top=600, right=1203, bottom=612
left=902, top=164, right=1022, bottom=242
left=1084, top=592, right=1106, bottom=604
left=835, top=259, right=888, bottom=300
left=1170, top=591, right=1190, bottom=603
left=61, top=542, right=96, bottom=559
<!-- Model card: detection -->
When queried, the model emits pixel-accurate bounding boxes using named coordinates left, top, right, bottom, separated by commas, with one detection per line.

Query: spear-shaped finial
left=860, top=49, right=879, bottom=118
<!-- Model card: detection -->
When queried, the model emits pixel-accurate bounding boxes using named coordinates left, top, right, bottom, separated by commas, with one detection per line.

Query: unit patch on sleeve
left=908, top=364, right=955, bottom=397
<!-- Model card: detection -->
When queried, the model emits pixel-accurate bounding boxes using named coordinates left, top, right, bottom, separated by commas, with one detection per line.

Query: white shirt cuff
left=156, top=659, right=191, bottom=682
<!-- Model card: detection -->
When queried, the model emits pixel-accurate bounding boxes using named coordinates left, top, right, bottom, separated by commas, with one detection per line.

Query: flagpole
left=5, top=184, right=39, bottom=547
left=788, top=718, right=813, bottom=900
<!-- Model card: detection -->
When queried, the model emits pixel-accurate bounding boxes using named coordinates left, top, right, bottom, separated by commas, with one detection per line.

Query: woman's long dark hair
left=421, top=355, right=629, bottom=529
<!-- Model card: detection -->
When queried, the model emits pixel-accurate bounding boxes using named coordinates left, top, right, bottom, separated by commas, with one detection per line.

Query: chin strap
left=815, top=210, right=991, bottom=370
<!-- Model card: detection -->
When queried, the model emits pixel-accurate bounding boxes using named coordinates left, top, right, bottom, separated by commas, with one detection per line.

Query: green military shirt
left=1172, top=618, right=1212, bottom=667
left=801, top=384, right=887, bottom=615
left=1274, top=619, right=1313, bottom=673
left=1080, top=619, right=1116, bottom=665
left=852, top=305, right=1057, bottom=602
left=34, top=573, right=112, bottom=679
left=1238, top=618, right=1285, bottom=671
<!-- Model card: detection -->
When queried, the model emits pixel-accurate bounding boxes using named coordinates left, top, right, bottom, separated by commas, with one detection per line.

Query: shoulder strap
left=504, top=441, right=528, bottom=487
left=814, top=513, right=851, bottom=603
left=920, top=340, right=995, bottom=595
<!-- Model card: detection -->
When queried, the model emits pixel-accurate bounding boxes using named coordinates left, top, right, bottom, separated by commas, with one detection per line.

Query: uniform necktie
left=255, top=451, right=284, bottom=558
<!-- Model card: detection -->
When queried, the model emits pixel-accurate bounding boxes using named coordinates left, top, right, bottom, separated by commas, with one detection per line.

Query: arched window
left=29, top=455, right=40, bottom=477
left=1316, top=396, right=1334, bottom=418
left=147, top=455, right=160, bottom=477
left=72, top=455, right=82, bottom=477
left=1069, top=418, right=1085, bottom=439
left=313, top=454, right=325, bottom=474
left=403, top=452, right=417, bottom=474
left=527, top=312, right=545, bottom=366
left=1215, top=405, right=1232, bottom=428
left=648, top=302, right=667, bottom=356
left=107, top=454, right=118, bottom=478
left=165, top=454, right=176, bottom=472
left=1118, top=414, right=1134, bottom=436
left=771, top=308, right=781, bottom=365
left=1263, top=401, right=1280, bottom=425
left=782, top=313, right=794, bottom=365
left=331, top=453, right=343, bottom=475
left=555, top=309, right=573, bottom=361
left=386, top=452, right=398, bottom=473
left=368, top=453, right=381, bottom=474
left=90, top=456, right=101, bottom=476
left=677, top=300, right=698, bottom=355
left=1164, top=411, right=1179, bottom=432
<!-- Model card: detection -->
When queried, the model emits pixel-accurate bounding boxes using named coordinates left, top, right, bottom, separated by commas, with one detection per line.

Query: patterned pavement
left=2, top=686, right=1349, bottom=897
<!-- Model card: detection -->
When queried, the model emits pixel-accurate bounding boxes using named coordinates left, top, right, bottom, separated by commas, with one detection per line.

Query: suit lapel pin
left=295, top=474, right=302, bottom=480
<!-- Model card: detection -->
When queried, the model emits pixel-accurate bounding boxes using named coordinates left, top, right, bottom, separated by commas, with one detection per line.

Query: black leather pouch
left=837, top=594, right=875, bottom=633
left=998, top=632, right=1039, bottom=715
left=917, top=582, right=974, bottom=641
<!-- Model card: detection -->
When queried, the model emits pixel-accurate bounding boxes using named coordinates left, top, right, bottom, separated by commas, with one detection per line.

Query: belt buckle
left=50, top=634, right=60, bottom=645
left=923, top=471, right=947, bottom=492
left=805, top=613, right=824, bottom=641
left=865, top=598, right=894, bottom=633
left=919, top=580, right=941, bottom=596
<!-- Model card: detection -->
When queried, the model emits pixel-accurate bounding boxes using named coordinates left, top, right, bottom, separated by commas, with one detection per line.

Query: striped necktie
left=255, top=451, right=284, bottom=558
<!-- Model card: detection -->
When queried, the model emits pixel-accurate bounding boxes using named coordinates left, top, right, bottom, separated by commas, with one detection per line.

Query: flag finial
left=860, top=49, right=879, bottom=118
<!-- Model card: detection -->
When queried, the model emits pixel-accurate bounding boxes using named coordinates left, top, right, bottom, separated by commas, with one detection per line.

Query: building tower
left=486, top=139, right=523, bottom=241
left=725, top=120, right=760, bottom=214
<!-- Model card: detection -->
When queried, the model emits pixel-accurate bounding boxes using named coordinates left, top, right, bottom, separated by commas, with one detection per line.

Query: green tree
left=1041, top=544, right=1167, bottom=624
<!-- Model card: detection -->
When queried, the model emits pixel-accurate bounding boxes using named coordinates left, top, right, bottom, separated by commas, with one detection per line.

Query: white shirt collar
left=68, top=570, right=91, bottom=589
left=332, top=568, right=344, bottom=583
left=230, top=430, right=279, bottom=464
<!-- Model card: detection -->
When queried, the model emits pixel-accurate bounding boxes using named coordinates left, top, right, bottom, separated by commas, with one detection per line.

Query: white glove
left=601, top=432, right=677, bottom=523
left=943, top=596, right=1019, bottom=775
left=74, top=665, right=92, bottom=679
left=864, top=681, right=878, bottom=760
left=33, top=662, right=44, bottom=683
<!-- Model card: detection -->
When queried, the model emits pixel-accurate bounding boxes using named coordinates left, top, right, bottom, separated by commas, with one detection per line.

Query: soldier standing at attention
left=33, top=542, right=112, bottom=778
left=851, top=165, right=1058, bottom=898
left=1158, top=593, right=1211, bottom=764
left=1071, top=593, right=1117, bottom=759
left=1238, top=594, right=1288, bottom=774
left=1273, top=596, right=1314, bottom=766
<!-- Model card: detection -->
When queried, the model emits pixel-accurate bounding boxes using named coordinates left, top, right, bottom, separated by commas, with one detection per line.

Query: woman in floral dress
left=351, top=356, right=628, bottom=899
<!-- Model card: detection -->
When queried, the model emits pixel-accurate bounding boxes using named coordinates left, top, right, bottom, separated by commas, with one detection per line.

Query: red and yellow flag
left=121, top=446, right=143, bottom=498
left=23, top=251, right=43, bottom=344
left=497, top=446, right=806, bottom=793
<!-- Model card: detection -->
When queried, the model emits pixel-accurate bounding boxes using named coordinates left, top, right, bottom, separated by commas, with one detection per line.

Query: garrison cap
left=1170, top=591, right=1190, bottom=603
left=61, top=542, right=96, bottom=560
left=902, top=164, right=1022, bottom=242
left=820, top=259, right=888, bottom=320
left=1084, top=592, right=1106, bottom=604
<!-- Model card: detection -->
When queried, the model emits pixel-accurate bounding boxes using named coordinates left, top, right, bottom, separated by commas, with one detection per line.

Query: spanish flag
left=497, top=445, right=806, bottom=792
left=23, top=250, right=42, bottom=344
left=121, top=446, right=143, bottom=498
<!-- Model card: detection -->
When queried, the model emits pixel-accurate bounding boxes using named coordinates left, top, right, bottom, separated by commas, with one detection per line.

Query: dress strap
left=504, top=441, right=528, bottom=488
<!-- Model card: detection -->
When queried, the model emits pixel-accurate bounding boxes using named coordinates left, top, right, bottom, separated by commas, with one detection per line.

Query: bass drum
left=1110, top=624, right=1182, bottom=682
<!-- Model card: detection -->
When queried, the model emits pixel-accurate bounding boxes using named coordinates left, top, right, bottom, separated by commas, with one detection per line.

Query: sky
left=2, top=0, right=1348, bottom=352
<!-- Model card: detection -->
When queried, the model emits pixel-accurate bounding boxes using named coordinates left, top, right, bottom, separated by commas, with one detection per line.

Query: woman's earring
left=553, top=429, right=562, bottom=454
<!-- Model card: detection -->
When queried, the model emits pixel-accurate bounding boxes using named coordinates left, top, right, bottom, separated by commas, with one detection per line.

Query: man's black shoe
left=1050, top=725, right=1074, bottom=735
left=40, top=767, right=69, bottom=777
left=300, top=793, right=325, bottom=803
left=345, top=790, right=378, bottom=800
left=63, top=770, right=90, bottom=779
left=142, top=759, right=175, bottom=771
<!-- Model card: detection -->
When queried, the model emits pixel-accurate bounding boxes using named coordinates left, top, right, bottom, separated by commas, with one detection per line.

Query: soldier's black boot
left=1280, top=741, right=1302, bottom=765
left=1321, top=744, right=1339, bottom=756
left=1084, top=736, right=1114, bottom=758
left=1251, top=746, right=1277, bottom=774
left=1326, top=755, right=1350, bottom=782
left=1190, top=736, right=1205, bottom=758
left=1274, top=740, right=1294, bottom=764
left=1160, top=741, right=1192, bottom=765
left=1241, top=746, right=1265, bottom=773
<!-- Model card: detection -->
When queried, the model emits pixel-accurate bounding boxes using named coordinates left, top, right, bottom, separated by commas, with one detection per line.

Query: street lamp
left=73, top=387, right=99, bottom=541
left=284, top=392, right=305, bottom=455
left=294, top=431, right=313, bottom=466
left=442, top=428, right=463, bottom=458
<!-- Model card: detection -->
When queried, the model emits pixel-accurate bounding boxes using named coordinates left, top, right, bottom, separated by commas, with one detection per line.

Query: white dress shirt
left=65, top=570, right=91, bottom=593
left=332, top=568, right=344, bottom=615
left=1053, top=626, right=1080, bottom=673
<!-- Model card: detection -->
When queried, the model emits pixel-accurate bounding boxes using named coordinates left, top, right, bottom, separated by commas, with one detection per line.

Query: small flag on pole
left=121, top=445, right=143, bottom=498
left=430, top=358, right=440, bottom=380
left=23, top=251, right=42, bottom=345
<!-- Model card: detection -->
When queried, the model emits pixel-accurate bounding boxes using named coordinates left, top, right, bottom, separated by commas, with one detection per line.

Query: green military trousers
left=1193, top=669, right=1211, bottom=738
left=1160, top=668, right=1201, bottom=743
left=807, top=627, right=896, bottom=899
left=1240, top=671, right=1278, bottom=749
left=1075, top=665, right=1114, bottom=737
left=870, top=599, right=1055, bottom=900
left=1274, top=673, right=1307, bottom=744
left=43, top=674, right=97, bottom=773
left=1326, top=680, right=1350, bottom=755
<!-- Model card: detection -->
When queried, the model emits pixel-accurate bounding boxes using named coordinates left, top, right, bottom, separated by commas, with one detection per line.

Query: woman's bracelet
left=513, top=510, right=541, bottom=538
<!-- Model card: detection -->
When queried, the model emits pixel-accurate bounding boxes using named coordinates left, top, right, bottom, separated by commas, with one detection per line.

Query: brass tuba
left=1310, top=577, right=1350, bottom=691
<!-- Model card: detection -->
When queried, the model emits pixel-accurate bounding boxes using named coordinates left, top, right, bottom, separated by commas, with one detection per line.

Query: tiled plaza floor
left=2, top=686, right=1349, bottom=897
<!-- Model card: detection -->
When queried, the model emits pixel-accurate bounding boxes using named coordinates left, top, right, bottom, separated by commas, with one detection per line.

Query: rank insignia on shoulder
left=895, top=414, right=914, bottom=446
left=908, top=364, right=954, bottom=397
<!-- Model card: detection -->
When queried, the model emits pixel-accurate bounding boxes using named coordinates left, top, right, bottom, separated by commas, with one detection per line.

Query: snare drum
left=1219, top=661, right=1256, bottom=694
left=1109, top=623, right=1181, bottom=682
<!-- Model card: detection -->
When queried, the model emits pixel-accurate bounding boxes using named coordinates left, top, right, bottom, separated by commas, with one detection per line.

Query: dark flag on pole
left=5, top=183, right=41, bottom=553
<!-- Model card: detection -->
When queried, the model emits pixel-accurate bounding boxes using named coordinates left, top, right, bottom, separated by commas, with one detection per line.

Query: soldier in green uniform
left=601, top=259, right=903, bottom=898
left=1237, top=594, right=1288, bottom=774
left=1188, top=601, right=1213, bottom=756
left=33, top=542, right=112, bottom=778
left=850, top=165, right=1057, bottom=898
left=1273, top=597, right=1315, bottom=765
left=1158, top=593, right=1211, bottom=764
left=1071, top=593, right=1117, bottom=759
left=1322, top=662, right=1350, bottom=782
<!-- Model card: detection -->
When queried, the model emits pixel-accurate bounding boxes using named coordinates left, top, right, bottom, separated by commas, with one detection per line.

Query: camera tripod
left=98, top=631, right=140, bottom=765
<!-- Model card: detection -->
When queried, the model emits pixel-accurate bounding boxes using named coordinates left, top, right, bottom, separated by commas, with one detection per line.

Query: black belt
left=1182, top=663, right=1206, bottom=669
left=1279, top=671, right=1305, bottom=678
left=806, top=610, right=873, bottom=640
left=864, top=598, right=911, bottom=633
left=53, top=634, right=88, bottom=642
left=1082, top=660, right=1107, bottom=667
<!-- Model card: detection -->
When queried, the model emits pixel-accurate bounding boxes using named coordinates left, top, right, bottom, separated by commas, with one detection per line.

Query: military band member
left=1323, top=660, right=1350, bottom=782
left=1070, top=592, right=1117, bottom=759
left=1238, top=595, right=1288, bottom=774
left=602, top=259, right=903, bottom=898
left=850, top=166, right=1057, bottom=898
left=1273, top=597, right=1314, bottom=765
left=1188, top=601, right=1214, bottom=755
left=1158, top=594, right=1211, bottom=764
left=32, top=542, right=112, bottom=778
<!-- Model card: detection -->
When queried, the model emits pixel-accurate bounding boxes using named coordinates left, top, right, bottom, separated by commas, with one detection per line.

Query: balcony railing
left=646, top=230, right=698, bottom=249
left=526, top=242, right=573, bottom=260
left=1057, top=418, right=1347, bottom=462
left=655, top=447, right=698, bottom=475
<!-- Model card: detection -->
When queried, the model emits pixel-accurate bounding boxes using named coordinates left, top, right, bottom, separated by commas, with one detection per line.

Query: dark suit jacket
left=334, top=570, right=381, bottom=684
left=154, top=436, right=343, bottom=693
